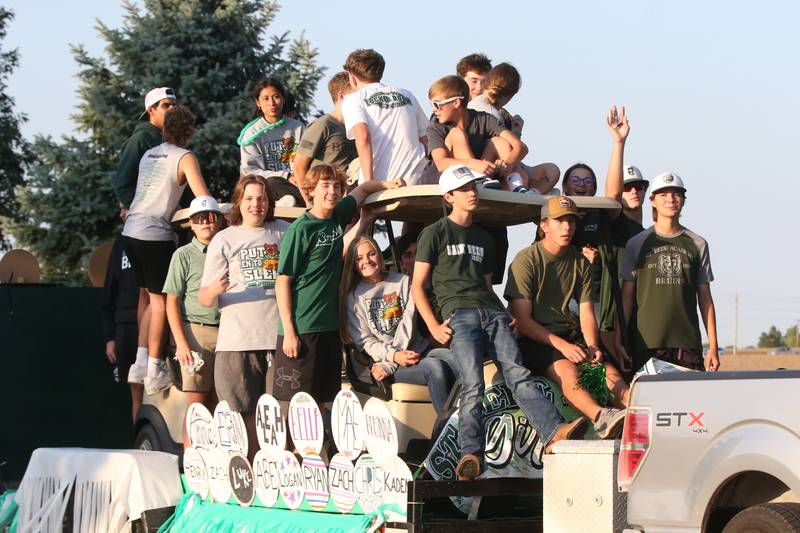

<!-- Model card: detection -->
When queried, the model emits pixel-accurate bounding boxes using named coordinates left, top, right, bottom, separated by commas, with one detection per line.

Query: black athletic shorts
left=114, top=322, right=138, bottom=383
left=517, top=332, right=620, bottom=377
left=636, top=347, right=705, bottom=372
left=271, top=331, right=342, bottom=403
left=122, top=236, right=176, bottom=293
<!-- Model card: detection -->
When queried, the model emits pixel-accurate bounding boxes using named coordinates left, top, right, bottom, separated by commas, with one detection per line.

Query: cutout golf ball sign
left=255, top=393, right=286, bottom=452
left=287, top=392, right=323, bottom=455
left=331, top=389, right=365, bottom=459
left=253, top=448, right=281, bottom=507
left=214, top=400, right=248, bottom=456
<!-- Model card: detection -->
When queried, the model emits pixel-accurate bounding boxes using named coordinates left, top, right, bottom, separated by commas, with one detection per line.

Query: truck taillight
left=618, top=410, right=650, bottom=492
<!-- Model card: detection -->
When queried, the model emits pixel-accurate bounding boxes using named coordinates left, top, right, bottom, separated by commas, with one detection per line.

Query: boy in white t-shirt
left=342, top=48, right=430, bottom=185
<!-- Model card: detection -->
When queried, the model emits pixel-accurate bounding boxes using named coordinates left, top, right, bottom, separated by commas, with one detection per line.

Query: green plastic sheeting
left=0, top=490, right=19, bottom=532
left=159, top=493, right=378, bottom=533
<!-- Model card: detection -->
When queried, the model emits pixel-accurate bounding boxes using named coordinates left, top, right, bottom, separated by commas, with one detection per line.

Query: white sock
left=135, top=347, right=148, bottom=367
left=147, top=356, right=160, bottom=377
left=507, top=172, right=525, bottom=190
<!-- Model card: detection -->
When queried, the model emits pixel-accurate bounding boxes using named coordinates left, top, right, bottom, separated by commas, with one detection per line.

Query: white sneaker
left=476, top=178, right=502, bottom=190
left=127, top=360, right=146, bottom=384
left=144, top=361, right=172, bottom=395
left=525, top=188, right=543, bottom=196
left=275, top=195, right=296, bottom=207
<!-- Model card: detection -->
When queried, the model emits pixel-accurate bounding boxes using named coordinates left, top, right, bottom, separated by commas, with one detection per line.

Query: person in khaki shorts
left=163, top=195, right=224, bottom=449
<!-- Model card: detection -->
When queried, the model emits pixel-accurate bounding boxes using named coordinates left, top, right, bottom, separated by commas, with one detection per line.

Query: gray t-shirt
left=201, top=220, right=289, bottom=351
left=122, top=142, right=189, bottom=241
left=296, top=114, right=356, bottom=171
left=346, top=272, right=428, bottom=375
left=426, top=109, right=506, bottom=160
left=238, top=116, right=305, bottom=179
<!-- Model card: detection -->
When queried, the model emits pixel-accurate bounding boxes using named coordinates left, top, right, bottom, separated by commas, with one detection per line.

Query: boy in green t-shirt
left=163, top=195, right=223, bottom=449
left=621, top=173, right=719, bottom=372
left=506, top=196, right=630, bottom=439
left=273, top=164, right=401, bottom=408
left=413, top=165, right=588, bottom=481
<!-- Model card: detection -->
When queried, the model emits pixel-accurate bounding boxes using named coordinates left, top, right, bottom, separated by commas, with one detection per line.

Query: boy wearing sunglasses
left=342, top=49, right=429, bottom=184
left=163, top=196, right=224, bottom=447
left=426, top=75, right=528, bottom=192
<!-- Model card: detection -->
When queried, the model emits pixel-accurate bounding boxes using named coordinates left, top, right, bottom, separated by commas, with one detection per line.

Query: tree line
left=0, top=1, right=324, bottom=282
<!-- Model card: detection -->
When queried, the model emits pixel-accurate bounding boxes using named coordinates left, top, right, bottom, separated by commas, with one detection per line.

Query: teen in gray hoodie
left=341, top=235, right=455, bottom=415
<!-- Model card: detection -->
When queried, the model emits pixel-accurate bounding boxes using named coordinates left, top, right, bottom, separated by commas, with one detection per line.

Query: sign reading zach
left=207, top=448, right=232, bottom=504
left=301, top=452, right=330, bottom=511
left=228, top=453, right=255, bottom=507
left=253, top=448, right=281, bottom=507
left=183, top=447, right=209, bottom=499
left=186, top=403, right=217, bottom=450
left=277, top=450, right=304, bottom=510
left=331, top=390, right=365, bottom=460
left=328, top=453, right=357, bottom=513
left=214, top=400, right=248, bottom=456
left=288, top=392, right=324, bottom=455
left=255, top=394, right=286, bottom=452
left=354, top=453, right=384, bottom=513
left=363, top=398, right=398, bottom=464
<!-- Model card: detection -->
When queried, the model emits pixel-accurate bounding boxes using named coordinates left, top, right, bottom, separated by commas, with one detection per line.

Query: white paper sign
left=183, top=447, right=209, bottom=499
left=301, top=452, right=329, bottom=511
left=363, top=398, right=398, bottom=464
left=288, top=392, right=324, bottom=455
left=255, top=394, right=286, bottom=452
left=207, top=448, right=232, bottom=503
left=253, top=448, right=281, bottom=507
left=214, top=400, right=248, bottom=456
left=328, top=453, right=357, bottom=513
left=354, top=453, right=384, bottom=513
left=382, top=456, right=412, bottom=519
left=331, top=389, right=365, bottom=460
left=277, top=450, right=304, bottom=510
left=186, top=403, right=217, bottom=450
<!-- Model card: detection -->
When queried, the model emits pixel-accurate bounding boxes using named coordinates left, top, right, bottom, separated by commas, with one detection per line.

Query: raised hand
left=605, top=105, right=630, bottom=143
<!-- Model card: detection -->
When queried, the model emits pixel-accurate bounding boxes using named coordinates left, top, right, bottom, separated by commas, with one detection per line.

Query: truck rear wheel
left=723, top=503, right=800, bottom=533
left=134, top=423, right=161, bottom=451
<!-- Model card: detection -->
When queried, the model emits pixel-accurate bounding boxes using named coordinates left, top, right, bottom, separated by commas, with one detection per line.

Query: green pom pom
left=575, top=362, right=614, bottom=406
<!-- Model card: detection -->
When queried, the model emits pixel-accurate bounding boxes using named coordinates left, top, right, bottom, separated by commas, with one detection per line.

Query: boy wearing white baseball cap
left=621, top=172, right=719, bottom=372
left=163, top=195, right=224, bottom=448
left=412, top=165, right=588, bottom=481
left=113, top=87, right=177, bottom=209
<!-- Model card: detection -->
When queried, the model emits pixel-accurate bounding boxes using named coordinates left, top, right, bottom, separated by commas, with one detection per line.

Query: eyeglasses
left=624, top=183, right=647, bottom=192
left=190, top=212, right=220, bottom=224
left=568, top=175, right=596, bottom=186
left=429, top=96, right=464, bottom=111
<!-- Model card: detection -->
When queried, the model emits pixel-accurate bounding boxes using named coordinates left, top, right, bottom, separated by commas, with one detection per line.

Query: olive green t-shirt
left=504, top=241, right=593, bottom=337
left=597, top=213, right=644, bottom=331
left=415, top=217, right=500, bottom=319
left=277, top=195, right=357, bottom=334
left=296, top=114, right=357, bottom=172
left=621, top=226, right=714, bottom=353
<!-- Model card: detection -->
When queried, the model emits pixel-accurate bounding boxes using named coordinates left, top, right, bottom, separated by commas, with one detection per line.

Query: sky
left=4, top=0, right=800, bottom=347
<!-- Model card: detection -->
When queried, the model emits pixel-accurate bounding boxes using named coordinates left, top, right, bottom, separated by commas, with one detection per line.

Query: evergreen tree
left=0, top=8, right=31, bottom=249
left=11, top=0, right=324, bottom=281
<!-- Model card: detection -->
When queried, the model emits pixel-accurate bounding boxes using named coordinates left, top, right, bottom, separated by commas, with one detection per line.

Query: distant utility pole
left=733, top=292, right=738, bottom=355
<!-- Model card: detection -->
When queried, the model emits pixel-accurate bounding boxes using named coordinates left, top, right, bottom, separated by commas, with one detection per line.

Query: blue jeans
left=449, top=307, right=563, bottom=460
left=392, top=348, right=456, bottom=415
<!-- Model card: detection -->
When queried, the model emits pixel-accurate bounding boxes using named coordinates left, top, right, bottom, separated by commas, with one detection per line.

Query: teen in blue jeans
left=413, top=165, right=589, bottom=480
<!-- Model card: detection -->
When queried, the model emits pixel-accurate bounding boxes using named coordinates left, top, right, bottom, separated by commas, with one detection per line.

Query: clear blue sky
left=5, top=1, right=800, bottom=347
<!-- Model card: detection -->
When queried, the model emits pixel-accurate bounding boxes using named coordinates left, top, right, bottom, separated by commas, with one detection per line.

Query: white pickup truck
left=618, top=370, right=800, bottom=532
